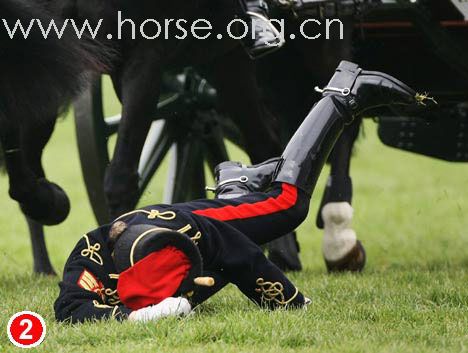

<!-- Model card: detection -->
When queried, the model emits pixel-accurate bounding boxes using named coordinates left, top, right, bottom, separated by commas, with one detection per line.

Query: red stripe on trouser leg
left=192, top=183, right=298, bottom=221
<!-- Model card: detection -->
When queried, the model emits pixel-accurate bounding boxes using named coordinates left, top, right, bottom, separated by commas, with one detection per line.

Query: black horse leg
left=211, top=47, right=302, bottom=271
left=104, top=45, right=163, bottom=219
left=0, top=120, right=36, bottom=201
left=0, top=119, right=58, bottom=274
left=295, top=15, right=365, bottom=272
left=26, top=217, right=55, bottom=275
left=20, top=119, right=56, bottom=178
left=22, top=119, right=60, bottom=275
left=1, top=116, right=70, bottom=226
left=316, top=117, right=366, bottom=272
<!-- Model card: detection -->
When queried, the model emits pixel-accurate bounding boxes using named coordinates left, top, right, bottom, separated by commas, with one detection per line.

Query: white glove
left=304, top=297, right=312, bottom=306
left=128, top=297, right=191, bottom=323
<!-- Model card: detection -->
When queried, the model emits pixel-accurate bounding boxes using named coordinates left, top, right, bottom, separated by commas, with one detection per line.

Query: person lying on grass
left=54, top=61, right=431, bottom=323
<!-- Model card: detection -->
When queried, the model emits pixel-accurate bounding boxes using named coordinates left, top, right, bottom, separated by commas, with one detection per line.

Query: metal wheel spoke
left=137, top=120, right=175, bottom=197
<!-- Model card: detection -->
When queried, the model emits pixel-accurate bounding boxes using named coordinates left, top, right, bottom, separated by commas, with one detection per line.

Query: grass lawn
left=1, top=80, right=468, bottom=352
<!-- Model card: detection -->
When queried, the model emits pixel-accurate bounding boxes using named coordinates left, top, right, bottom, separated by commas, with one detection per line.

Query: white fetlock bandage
left=321, top=202, right=357, bottom=262
left=128, top=297, right=191, bottom=323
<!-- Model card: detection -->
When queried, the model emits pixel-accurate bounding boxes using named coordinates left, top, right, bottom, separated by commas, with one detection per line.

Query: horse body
left=0, top=0, right=100, bottom=125
left=70, top=0, right=283, bottom=218
left=1, top=0, right=285, bottom=272
left=0, top=0, right=109, bottom=226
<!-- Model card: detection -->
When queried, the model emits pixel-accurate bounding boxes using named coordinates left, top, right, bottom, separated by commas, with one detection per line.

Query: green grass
left=1, top=80, right=468, bottom=352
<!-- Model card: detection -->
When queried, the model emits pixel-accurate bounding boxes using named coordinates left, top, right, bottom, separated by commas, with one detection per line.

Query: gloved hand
left=128, top=297, right=191, bottom=323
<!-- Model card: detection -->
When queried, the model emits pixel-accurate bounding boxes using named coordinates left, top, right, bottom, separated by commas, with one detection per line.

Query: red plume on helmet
left=111, top=224, right=204, bottom=310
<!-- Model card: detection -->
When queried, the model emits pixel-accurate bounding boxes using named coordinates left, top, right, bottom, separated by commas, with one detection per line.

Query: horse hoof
left=20, top=179, right=70, bottom=225
left=324, top=240, right=366, bottom=273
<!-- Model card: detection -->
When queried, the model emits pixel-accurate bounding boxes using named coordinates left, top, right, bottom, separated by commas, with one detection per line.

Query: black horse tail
left=0, top=0, right=113, bottom=125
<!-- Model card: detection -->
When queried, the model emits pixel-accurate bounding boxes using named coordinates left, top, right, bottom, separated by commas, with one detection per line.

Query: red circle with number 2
left=7, top=311, right=46, bottom=348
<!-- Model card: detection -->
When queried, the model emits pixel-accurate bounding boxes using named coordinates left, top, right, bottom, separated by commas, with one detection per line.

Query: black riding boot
left=274, top=60, right=426, bottom=194
left=271, top=60, right=428, bottom=272
left=212, top=157, right=280, bottom=199
left=211, top=157, right=303, bottom=272
left=241, top=0, right=284, bottom=59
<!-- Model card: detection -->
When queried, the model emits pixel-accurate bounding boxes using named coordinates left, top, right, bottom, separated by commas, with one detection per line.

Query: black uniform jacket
left=55, top=203, right=304, bottom=323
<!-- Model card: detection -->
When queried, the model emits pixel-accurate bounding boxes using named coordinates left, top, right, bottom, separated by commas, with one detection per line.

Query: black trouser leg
left=177, top=95, right=351, bottom=243
left=175, top=182, right=310, bottom=245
